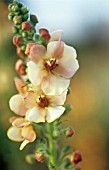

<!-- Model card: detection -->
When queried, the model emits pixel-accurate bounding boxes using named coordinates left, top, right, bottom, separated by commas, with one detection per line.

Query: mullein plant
left=7, top=1, right=82, bottom=170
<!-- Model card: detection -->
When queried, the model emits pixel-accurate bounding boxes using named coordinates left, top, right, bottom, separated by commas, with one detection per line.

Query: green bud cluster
left=8, top=0, right=39, bottom=61
left=8, top=1, right=29, bottom=23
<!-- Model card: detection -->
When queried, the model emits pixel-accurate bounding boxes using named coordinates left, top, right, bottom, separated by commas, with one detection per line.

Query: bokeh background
left=0, top=0, right=109, bottom=170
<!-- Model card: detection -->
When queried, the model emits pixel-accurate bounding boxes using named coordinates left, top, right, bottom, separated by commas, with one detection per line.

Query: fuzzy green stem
left=48, top=122, right=57, bottom=170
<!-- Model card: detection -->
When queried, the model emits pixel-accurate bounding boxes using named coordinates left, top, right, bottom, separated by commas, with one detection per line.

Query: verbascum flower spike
left=7, top=1, right=82, bottom=170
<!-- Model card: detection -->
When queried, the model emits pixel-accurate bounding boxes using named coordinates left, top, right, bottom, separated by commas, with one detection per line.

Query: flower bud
left=65, top=104, right=73, bottom=112
left=22, top=13, right=29, bottom=21
left=8, top=12, right=15, bottom=21
left=22, top=22, right=32, bottom=31
left=39, top=28, right=51, bottom=41
left=65, top=127, right=75, bottom=137
left=25, top=43, right=36, bottom=55
left=64, top=161, right=71, bottom=169
left=25, top=155, right=35, bottom=165
left=8, top=4, right=13, bottom=11
left=11, top=5, right=19, bottom=12
left=15, top=59, right=26, bottom=75
left=30, top=14, right=38, bottom=25
left=22, top=31, right=28, bottom=38
left=13, top=16, right=22, bottom=24
left=21, top=45, right=26, bottom=52
left=71, top=151, right=82, bottom=165
left=53, top=129, right=60, bottom=138
left=21, top=7, right=29, bottom=14
left=35, top=153, right=44, bottom=162
left=18, top=3, right=23, bottom=8
left=13, top=36, right=22, bottom=47
left=17, top=48, right=25, bottom=59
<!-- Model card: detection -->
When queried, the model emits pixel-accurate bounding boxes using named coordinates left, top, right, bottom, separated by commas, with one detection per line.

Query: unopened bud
left=13, top=36, right=22, bottom=47
left=22, top=31, right=28, bottom=38
left=65, top=104, right=73, bottom=112
left=39, top=28, right=51, bottom=41
left=11, top=5, right=19, bottom=12
left=8, top=4, right=13, bottom=11
left=8, top=12, right=15, bottom=21
left=21, top=7, right=29, bottom=14
left=25, top=43, right=36, bottom=55
left=22, top=22, right=32, bottom=31
left=18, top=3, right=23, bottom=8
left=71, top=151, right=82, bottom=165
left=53, top=130, right=60, bottom=138
left=35, top=153, right=44, bottom=162
left=66, top=127, right=75, bottom=137
left=25, top=155, right=35, bottom=165
left=21, top=45, right=26, bottom=52
left=64, top=161, right=71, bottom=169
left=17, top=48, right=26, bottom=59
left=15, top=59, right=26, bottom=75
left=22, top=13, right=29, bottom=21
left=13, top=15, right=22, bottom=24
left=30, top=14, right=38, bottom=25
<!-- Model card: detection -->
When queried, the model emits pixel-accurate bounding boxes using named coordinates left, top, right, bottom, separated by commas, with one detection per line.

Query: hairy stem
left=48, top=122, right=57, bottom=170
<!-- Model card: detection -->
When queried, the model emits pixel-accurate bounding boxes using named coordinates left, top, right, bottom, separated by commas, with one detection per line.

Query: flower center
left=37, top=95, right=49, bottom=108
left=44, top=58, right=58, bottom=71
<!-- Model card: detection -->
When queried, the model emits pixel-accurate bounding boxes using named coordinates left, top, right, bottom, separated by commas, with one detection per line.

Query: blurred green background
left=0, top=0, right=109, bottom=170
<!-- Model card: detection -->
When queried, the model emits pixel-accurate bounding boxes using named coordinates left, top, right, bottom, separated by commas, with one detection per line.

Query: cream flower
left=7, top=117, right=36, bottom=150
left=9, top=78, right=28, bottom=116
left=25, top=89, right=67, bottom=123
left=27, top=41, right=79, bottom=95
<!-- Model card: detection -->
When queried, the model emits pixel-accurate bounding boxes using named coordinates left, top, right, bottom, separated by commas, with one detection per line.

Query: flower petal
left=9, top=116, right=19, bottom=124
left=50, top=89, right=67, bottom=106
left=9, top=94, right=27, bottom=116
left=42, top=73, right=70, bottom=95
left=14, top=77, right=28, bottom=95
left=24, top=91, right=36, bottom=109
left=7, top=126, right=23, bottom=142
left=46, top=106, right=65, bottom=123
left=55, top=44, right=79, bottom=78
left=26, top=107, right=45, bottom=123
left=47, top=41, right=64, bottom=59
left=50, top=30, right=63, bottom=41
left=27, top=61, right=46, bottom=85
left=12, top=117, right=30, bottom=128
left=21, top=125, right=36, bottom=142
left=30, top=45, right=46, bottom=63
left=20, top=139, right=29, bottom=150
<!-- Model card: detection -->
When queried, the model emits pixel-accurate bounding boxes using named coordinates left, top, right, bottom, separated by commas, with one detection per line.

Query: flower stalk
left=48, top=122, right=57, bottom=169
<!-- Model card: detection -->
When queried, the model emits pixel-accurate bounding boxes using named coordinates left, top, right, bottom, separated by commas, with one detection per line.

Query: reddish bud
left=39, top=28, right=51, bottom=41
left=15, top=59, right=26, bottom=75
left=13, top=36, right=22, bottom=47
left=66, top=127, right=75, bottom=137
left=25, top=43, right=36, bottom=55
left=22, top=22, right=32, bottom=31
left=35, top=153, right=44, bottom=162
left=71, top=151, right=82, bottom=165
left=17, top=48, right=26, bottom=59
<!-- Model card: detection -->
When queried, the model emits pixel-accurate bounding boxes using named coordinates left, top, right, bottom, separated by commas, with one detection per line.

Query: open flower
left=7, top=117, right=36, bottom=150
left=27, top=41, right=79, bottom=95
left=25, top=89, right=67, bottom=123
left=9, top=78, right=28, bottom=116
